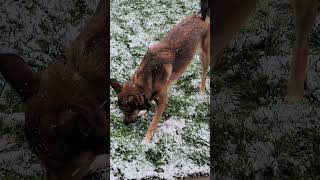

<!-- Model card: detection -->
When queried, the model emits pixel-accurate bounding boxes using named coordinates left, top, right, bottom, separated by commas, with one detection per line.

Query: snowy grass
left=110, top=0, right=209, bottom=179
left=0, top=0, right=107, bottom=179
left=211, top=1, right=320, bottom=179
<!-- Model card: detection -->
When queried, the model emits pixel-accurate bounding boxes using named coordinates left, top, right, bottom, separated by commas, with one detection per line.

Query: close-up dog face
left=0, top=54, right=108, bottom=179
left=24, top=64, right=107, bottom=159
left=0, top=0, right=108, bottom=178
left=110, top=79, right=150, bottom=125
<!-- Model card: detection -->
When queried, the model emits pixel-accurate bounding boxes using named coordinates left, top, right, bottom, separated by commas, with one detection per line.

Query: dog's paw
left=142, top=137, right=151, bottom=144
left=286, top=74, right=305, bottom=103
left=284, top=94, right=303, bottom=104
left=199, top=90, right=205, bottom=96
left=199, top=85, right=206, bottom=96
left=285, top=85, right=304, bottom=104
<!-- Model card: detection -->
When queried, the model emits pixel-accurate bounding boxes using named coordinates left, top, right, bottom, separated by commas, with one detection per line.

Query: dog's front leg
left=143, top=90, right=168, bottom=144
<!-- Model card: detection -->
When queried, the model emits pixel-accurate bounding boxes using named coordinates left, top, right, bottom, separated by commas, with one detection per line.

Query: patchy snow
left=157, top=117, right=186, bottom=144
left=111, top=117, right=209, bottom=180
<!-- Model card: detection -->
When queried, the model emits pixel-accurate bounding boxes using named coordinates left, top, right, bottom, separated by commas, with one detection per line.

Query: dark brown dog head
left=111, top=79, right=150, bottom=125
left=0, top=0, right=108, bottom=179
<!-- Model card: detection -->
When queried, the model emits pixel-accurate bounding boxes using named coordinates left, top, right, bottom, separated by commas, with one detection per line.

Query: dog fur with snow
left=111, top=13, right=210, bottom=143
left=0, top=1, right=108, bottom=179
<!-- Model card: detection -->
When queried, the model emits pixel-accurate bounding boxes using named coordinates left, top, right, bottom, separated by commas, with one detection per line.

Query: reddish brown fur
left=111, top=14, right=210, bottom=143
left=0, top=1, right=108, bottom=179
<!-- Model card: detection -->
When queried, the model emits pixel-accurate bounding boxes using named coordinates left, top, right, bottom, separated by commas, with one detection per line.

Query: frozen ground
left=110, top=0, right=209, bottom=179
left=0, top=0, right=107, bottom=179
left=211, top=0, right=320, bottom=179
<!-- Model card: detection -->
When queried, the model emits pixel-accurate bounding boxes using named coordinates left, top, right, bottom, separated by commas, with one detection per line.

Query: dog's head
left=0, top=54, right=108, bottom=178
left=110, top=79, right=150, bottom=125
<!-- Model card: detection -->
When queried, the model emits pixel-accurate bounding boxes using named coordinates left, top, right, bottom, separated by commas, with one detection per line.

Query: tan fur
left=111, top=15, right=210, bottom=143
left=212, top=0, right=318, bottom=102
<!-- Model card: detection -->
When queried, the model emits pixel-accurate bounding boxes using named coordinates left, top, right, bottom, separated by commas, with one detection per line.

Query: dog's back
left=159, top=15, right=209, bottom=81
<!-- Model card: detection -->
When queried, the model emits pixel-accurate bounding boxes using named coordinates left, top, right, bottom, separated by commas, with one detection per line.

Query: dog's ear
left=0, top=54, right=39, bottom=102
left=110, top=79, right=123, bottom=93
left=67, top=0, right=108, bottom=101
left=69, top=0, right=107, bottom=58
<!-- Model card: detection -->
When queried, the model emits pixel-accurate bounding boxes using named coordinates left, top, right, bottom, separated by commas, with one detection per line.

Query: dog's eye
left=119, top=102, right=130, bottom=111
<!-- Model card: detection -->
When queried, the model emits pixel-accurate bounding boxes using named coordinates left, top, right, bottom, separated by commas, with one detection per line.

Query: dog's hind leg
left=212, top=0, right=256, bottom=59
left=199, top=31, right=210, bottom=95
left=285, top=0, right=317, bottom=103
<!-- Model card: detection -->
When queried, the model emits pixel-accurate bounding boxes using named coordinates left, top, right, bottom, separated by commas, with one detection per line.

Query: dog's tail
left=200, top=0, right=209, bottom=21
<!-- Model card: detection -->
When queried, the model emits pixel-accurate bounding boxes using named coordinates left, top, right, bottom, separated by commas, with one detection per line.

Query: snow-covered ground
left=211, top=0, right=320, bottom=178
left=110, top=0, right=209, bottom=179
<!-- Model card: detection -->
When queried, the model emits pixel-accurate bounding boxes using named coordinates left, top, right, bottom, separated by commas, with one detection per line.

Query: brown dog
left=0, top=1, right=108, bottom=180
left=212, top=0, right=319, bottom=102
left=111, top=14, right=210, bottom=143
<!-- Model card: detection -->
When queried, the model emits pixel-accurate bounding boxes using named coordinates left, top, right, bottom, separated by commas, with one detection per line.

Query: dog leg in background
left=143, top=89, right=168, bottom=144
left=199, top=28, right=210, bottom=95
left=212, top=0, right=256, bottom=59
left=286, top=0, right=317, bottom=102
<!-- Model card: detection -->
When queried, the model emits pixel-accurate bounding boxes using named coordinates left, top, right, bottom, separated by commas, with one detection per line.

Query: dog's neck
left=130, top=69, right=153, bottom=101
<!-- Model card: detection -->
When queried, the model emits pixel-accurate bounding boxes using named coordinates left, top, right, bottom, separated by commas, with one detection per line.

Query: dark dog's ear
left=68, top=0, right=107, bottom=62
left=0, top=54, right=39, bottom=102
left=110, top=79, right=123, bottom=93
left=66, top=0, right=108, bottom=101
